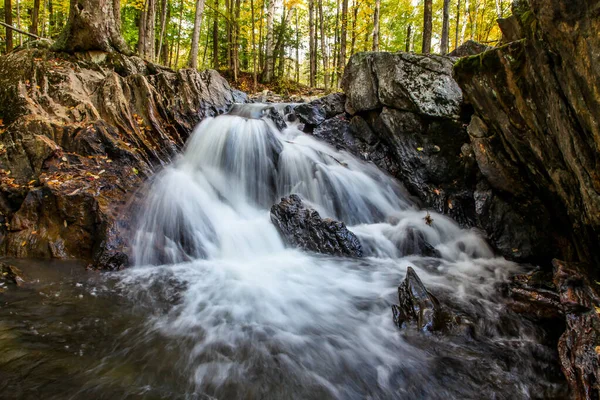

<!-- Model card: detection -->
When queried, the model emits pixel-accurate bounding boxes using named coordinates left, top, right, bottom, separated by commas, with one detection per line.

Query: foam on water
left=122, top=104, right=562, bottom=398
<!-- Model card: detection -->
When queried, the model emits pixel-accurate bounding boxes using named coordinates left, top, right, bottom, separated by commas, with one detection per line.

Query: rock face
left=270, top=194, right=363, bottom=257
left=552, top=259, right=600, bottom=400
left=0, top=49, right=245, bottom=269
left=448, top=40, right=491, bottom=57
left=454, top=0, right=600, bottom=269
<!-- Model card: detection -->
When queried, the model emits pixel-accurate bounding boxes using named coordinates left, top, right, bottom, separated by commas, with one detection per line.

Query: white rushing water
left=120, top=104, right=559, bottom=399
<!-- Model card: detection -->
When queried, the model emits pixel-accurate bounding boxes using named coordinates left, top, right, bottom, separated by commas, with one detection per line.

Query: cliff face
left=454, top=0, right=600, bottom=267
left=0, top=48, right=245, bottom=269
left=454, top=1, right=600, bottom=397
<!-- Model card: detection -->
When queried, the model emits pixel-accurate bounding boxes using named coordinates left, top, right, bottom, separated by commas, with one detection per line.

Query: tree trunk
left=30, top=0, right=39, bottom=35
left=317, top=0, right=328, bottom=90
left=16, top=0, right=22, bottom=46
left=372, top=0, right=380, bottom=51
left=337, top=0, right=348, bottom=86
left=212, top=0, right=218, bottom=69
left=113, top=0, right=120, bottom=32
left=295, top=7, right=299, bottom=83
left=232, top=0, right=240, bottom=80
left=174, top=0, right=183, bottom=67
left=188, top=0, right=206, bottom=69
left=440, top=0, right=450, bottom=54
left=454, top=0, right=461, bottom=50
left=4, top=0, right=13, bottom=53
left=261, top=0, right=274, bottom=82
left=350, top=0, right=357, bottom=54
left=421, top=0, right=432, bottom=54
left=138, top=1, right=146, bottom=54
left=405, top=24, right=411, bottom=52
left=308, top=0, right=315, bottom=86
left=250, top=0, right=257, bottom=90
left=331, top=0, right=339, bottom=87
left=157, top=0, right=168, bottom=62
left=52, top=0, right=132, bottom=53
left=142, top=0, right=156, bottom=60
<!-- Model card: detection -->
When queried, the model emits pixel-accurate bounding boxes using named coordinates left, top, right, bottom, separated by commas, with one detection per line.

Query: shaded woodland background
left=1, top=0, right=509, bottom=90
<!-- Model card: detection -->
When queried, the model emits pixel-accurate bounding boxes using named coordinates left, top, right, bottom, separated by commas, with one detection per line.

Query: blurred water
left=0, top=104, right=567, bottom=399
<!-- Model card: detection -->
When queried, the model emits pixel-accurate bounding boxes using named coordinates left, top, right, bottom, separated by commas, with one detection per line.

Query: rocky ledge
left=0, top=47, right=245, bottom=269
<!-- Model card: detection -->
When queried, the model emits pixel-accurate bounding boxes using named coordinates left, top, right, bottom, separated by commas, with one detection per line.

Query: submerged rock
left=270, top=194, right=363, bottom=257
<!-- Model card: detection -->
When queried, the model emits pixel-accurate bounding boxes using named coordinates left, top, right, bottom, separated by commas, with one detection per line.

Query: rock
left=342, top=52, right=463, bottom=118
left=497, top=15, right=523, bottom=43
left=270, top=194, right=363, bottom=257
left=448, top=40, right=491, bottom=57
left=309, top=93, right=346, bottom=119
left=0, top=262, right=25, bottom=286
left=263, top=107, right=288, bottom=131
left=0, top=48, right=245, bottom=269
left=293, top=103, right=327, bottom=126
left=454, top=0, right=600, bottom=267
left=552, top=259, right=600, bottom=399
left=505, top=268, right=563, bottom=321
left=398, top=228, right=440, bottom=258
left=392, top=266, right=452, bottom=332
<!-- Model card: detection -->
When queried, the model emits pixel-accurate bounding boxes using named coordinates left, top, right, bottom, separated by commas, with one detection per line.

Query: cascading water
left=116, top=104, right=564, bottom=399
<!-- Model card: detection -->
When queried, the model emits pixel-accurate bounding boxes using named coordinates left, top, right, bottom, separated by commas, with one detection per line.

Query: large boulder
left=341, top=52, right=463, bottom=118
left=0, top=49, right=245, bottom=269
left=270, top=194, right=363, bottom=257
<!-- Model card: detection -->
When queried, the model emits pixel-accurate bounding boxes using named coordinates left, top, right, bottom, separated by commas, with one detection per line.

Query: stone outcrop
left=391, top=266, right=459, bottom=333
left=454, top=0, right=600, bottom=269
left=270, top=194, right=363, bottom=257
left=0, top=48, right=245, bottom=269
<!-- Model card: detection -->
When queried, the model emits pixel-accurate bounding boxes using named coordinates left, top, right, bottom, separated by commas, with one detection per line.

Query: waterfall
left=119, top=104, right=560, bottom=398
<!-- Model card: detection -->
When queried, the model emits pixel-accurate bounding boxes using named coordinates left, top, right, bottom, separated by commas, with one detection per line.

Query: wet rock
left=552, top=259, right=600, bottom=400
left=505, top=268, right=563, bottom=321
left=309, top=93, right=346, bottom=119
left=264, top=107, right=288, bottom=131
left=342, top=52, right=463, bottom=118
left=0, top=262, right=25, bottom=286
left=398, top=228, right=440, bottom=258
left=0, top=49, right=245, bottom=269
left=392, top=266, right=452, bottom=332
left=270, top=194, right=363, bottom=257
left=293, top=103, right=327, bottom=126
left=448, top=40, right=491, bottom=57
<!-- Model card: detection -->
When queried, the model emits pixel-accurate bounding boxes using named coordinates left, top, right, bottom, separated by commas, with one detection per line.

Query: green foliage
left=1, top=0, right=511, bottom=90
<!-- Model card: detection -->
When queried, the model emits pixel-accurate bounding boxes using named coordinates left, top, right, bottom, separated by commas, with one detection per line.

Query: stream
left=0, top=104, right=567, bottom=399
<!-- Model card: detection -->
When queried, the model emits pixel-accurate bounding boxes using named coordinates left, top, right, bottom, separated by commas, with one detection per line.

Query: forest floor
left=221, top=70, right=331, bottom=101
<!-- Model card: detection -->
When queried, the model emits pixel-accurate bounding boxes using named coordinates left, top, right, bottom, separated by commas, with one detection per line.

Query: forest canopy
left=1, top=0, right=510, bottom=89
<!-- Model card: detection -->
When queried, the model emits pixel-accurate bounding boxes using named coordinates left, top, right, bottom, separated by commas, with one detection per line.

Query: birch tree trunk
left=337, top=0, right=348, bottom=86
left=261, top=0, right=274, bottom=82
left=188, top=0, right=206, bottom=68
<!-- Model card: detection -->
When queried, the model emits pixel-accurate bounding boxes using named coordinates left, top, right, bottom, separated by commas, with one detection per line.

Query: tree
left=337, top=0, right=347, bottom=86
left=52, top=0, right=132, bottom=53
left=440, top=0, right=450, bottom=54
left=308, top=0, right=315, bottom=86
left=454, top=0, right=461, bottom=50
left=261, top=0, right=274, bottom=82
left=139, top=0, right=157, bottom=60
left=421, top=0, right=432, bottom=54
left=4, top=0, right=13, bottom=53
left=188, top=0, right=206, bottom=69
left=250, top=0, right=257, bottom=89
left=212, top=0, right=218, bottom=69
left=30, top=0, right=40, bottom=36
left=372, top=0, right=380, bottom=51
left=317, top=0, right=328, bottom=89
